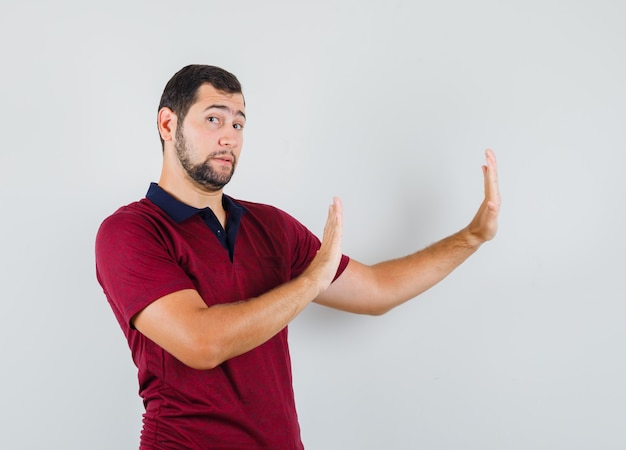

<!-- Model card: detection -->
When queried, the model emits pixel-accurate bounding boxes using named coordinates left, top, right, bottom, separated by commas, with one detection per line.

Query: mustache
left=208, top=150, right=236, bottom=160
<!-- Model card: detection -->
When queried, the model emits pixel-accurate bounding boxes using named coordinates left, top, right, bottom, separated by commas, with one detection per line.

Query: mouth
left=211, top=153, right=234, bottom=166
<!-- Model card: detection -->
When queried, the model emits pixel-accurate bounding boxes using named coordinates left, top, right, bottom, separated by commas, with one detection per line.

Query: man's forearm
left=369, top=227, right=482, bottom=311
left=315, top=227, right=485, bottom=315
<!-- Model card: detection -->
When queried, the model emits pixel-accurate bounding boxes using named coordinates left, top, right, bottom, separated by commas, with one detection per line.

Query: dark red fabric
left=96, top=196, right=349, bottom=449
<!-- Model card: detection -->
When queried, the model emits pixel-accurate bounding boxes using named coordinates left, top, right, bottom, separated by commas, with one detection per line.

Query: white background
left=1, top=1, right=625, bottom=449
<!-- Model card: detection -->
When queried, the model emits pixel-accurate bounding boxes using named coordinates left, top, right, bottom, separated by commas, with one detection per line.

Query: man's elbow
left=176, top=337, right=227, bottom=371
left=364, top=303, right=393, bottom=316
left=362, top=292, right=420, bottom=316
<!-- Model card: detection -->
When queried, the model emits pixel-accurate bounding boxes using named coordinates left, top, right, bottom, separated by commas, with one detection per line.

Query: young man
left=95, top=64, right=500, bottom=449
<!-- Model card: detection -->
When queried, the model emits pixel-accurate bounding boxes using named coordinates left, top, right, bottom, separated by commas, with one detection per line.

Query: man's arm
left=315, top=149, right=501, bottom=315
left=132, top=198, right=344, bottom=370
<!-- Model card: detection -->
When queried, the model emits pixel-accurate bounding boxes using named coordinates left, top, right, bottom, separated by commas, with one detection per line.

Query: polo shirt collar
left=145, top=182, right=246, bottom=223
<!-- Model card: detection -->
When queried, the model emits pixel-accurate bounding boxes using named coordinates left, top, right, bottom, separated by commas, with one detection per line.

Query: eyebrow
left=203, top=104, right=246, bottom=120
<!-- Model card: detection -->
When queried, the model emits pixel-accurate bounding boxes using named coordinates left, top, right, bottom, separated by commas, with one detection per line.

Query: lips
left=211, top=152, right=235, bottom=165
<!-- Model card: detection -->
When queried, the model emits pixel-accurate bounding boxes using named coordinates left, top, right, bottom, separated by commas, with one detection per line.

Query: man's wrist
left=460, top=227, right=485, bottom=249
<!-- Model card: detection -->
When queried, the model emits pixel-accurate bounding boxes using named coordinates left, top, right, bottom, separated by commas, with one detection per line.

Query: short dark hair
left=157, top=64, right=243, bottom=147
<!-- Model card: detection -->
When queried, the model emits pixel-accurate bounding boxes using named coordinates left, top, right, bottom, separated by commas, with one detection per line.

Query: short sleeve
left=273, top=207, right=350, bottom=281
left=95, top=208, right=195, bottom=330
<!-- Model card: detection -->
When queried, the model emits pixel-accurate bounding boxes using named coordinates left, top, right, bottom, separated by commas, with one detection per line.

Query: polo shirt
left=95, top=184, right=350, bottom=449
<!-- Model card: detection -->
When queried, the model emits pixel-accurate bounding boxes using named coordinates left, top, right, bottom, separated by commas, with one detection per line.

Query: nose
left=219, top=126, right=240, bottom=147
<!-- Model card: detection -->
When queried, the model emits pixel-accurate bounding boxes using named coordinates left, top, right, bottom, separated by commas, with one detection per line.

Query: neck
left=158, top=164, right=225, bottom=213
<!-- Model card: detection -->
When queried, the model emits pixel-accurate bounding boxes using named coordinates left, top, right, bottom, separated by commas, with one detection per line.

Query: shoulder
left=98, top=198, right=167, bottom=232
left=231, top=197, right=300, bottom=225
left=96, top=198, right=174, bottom=252
left=230, top=198, right=313, bottom=240
left=231, top=197, right=282, bottom=214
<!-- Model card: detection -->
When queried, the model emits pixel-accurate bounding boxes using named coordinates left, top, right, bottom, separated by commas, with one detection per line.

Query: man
left=95, top=64, right=500, bottom=449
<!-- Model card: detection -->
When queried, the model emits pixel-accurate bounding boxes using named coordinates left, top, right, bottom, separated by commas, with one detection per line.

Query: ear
left=157, top=107, right=177, bottom=142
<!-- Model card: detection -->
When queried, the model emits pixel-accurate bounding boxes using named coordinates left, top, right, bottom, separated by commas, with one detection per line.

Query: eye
left=233, top=123, right=244, bottom=130
left=207, top=116, right=219, bottom=124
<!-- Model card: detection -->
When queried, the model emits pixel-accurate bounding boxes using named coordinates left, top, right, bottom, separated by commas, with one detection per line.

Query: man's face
left=174, top=83, right=246, bottom=192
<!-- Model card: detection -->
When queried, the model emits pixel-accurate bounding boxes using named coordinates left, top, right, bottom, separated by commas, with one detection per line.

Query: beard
left=174, top=125, right=237, bottom=192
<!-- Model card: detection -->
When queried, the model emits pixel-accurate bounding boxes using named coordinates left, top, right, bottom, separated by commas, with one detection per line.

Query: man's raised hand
left=467, top=149, right=501, bottom=245
left=304, top=197, right=344, bottom=294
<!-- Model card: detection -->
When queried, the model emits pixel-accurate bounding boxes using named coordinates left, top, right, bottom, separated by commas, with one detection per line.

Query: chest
left=168, top=218, right=292, bottom=306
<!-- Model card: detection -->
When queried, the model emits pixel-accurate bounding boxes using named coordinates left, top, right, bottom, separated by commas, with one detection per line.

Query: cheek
left=235, top=137, right=243, bottom=154
left=181, top=126, right=205, bottom=145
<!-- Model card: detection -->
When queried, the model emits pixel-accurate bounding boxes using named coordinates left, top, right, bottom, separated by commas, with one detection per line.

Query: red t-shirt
left=95, top=186, right=349, bottom=449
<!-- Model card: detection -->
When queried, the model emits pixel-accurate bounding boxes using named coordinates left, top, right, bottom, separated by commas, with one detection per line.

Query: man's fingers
left=332, top=196, right=343, bottom=219
left=332, top=197, right=343, bottom=232
left=483, top=149, right=501, bottom=209
left=322, top=196, right=343, bottom=246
